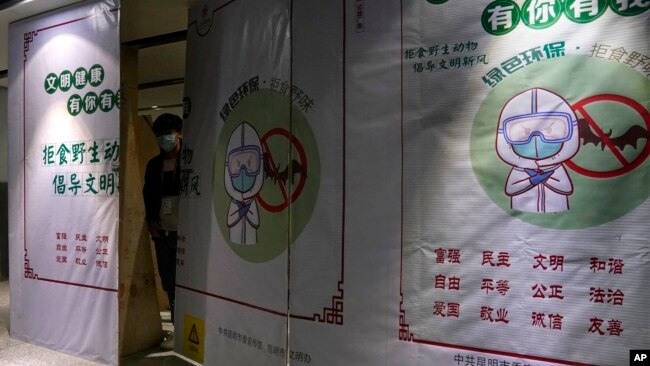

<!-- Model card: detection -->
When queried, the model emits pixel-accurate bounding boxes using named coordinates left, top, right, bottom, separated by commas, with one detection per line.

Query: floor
left=0, top=280, right=199, bottom=365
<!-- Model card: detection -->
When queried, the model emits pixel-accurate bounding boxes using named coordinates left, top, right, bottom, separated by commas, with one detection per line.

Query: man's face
left=155, top=128, right=181, bottom=152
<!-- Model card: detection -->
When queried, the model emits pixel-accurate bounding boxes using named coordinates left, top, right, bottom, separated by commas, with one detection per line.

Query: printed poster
left=176, top=1, right=648, bottom=365
left=8, top=1, right=120, bottom=364
left=400, top=1, right=650, bottom=365
left=177, top=0, right=343, bottom=364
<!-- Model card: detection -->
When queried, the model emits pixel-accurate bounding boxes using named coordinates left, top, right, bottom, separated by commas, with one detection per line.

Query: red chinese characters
left=530, top=253, right=566, bottom=332
left=53, top=231, right=112, bottom=270
left=531, top=283, right=564, bottom=299
left=434, top=275, right=461, bottom=290
left=433, top=301, right=460, bottom=318
left=480, top=250, right=512, bottom=326
left=587, top=256, right=625, bottom=336
left=431, top=247, right=462, bottom=320
left=54, top=232, right=69, bottom=264
left=482, top=250, right=511, bottom=267
left=533, top=253, right=564, bottom=271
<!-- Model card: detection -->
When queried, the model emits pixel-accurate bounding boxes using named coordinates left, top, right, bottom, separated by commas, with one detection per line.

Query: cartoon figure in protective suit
left=496, top=88, right=580, bottom=213
left=224, top=122, right=264, bottom=244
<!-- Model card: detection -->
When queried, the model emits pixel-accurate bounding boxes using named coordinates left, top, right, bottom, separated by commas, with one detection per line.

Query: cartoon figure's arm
left=505, top=168, right=535, bottom=196
left=543, top=165, right=573, bottom=195
left=227, top=201, right=243, bottom=228
left=246, top=201, right=260, bottom=229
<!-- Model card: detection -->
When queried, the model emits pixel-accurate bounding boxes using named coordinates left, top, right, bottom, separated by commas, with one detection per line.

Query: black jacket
left=142, top=151, right=181, bottom=222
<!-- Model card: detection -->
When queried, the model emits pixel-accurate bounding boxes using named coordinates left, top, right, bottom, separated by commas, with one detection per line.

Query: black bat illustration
left=263, top=155, right=307, bottom=185
left=611, top=125, right=650, bottom=150
left=577, top=118, right=649, bottom=151
left=577, top=118, right=605, bottom=149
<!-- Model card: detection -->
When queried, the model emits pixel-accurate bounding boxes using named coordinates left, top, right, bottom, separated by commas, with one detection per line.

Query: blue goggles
left=499, top=112, right=577, bottom=145
left=226, top=146, right=262, bottom=177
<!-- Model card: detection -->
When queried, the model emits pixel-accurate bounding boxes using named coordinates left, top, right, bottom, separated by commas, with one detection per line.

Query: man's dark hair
left=152, top=113, right=183, bottom=135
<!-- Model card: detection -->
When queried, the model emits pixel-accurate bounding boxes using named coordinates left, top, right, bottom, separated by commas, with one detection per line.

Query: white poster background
left=288, top=0, right=344, bottom=323
left=178, top=0, right=345, bottom=363
left=400, top=1, right=650, bottom=366
left=178, top=0, right=291, bottom=364
left=178, top=0, right=649, bottom=365
left=8, top=1, right=119, bottom=364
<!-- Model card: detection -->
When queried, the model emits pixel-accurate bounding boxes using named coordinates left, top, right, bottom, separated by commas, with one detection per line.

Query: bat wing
left=263, top=154, right=281, bottom=184
left=610, top=125, right=650, bottom=150
left=263, top=154, right=273, bottom=180
left=577, top=118, right=605, bottom=149
left=292, top=159, right=307, bottom=176
left=279, top=166, right=289, bottom=185
left=264, top=159, right=307, bottom=185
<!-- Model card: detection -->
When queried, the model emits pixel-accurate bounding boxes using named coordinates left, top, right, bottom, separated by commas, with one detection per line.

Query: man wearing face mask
left=142, top=113, right=182, bottom=349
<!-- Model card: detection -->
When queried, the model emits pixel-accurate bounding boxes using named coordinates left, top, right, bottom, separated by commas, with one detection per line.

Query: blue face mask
left=231, top=169, right=257, bottom=193
left=157, top=134, right=177, bottom=152
left=512, top=135, right=562, bottom=159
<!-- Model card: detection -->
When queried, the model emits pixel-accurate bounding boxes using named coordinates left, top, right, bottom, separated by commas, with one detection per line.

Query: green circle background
left=609, top=0, right=650, bottom=16
left=89, top=64, right=104, bottom=87
left=67, top=94, right=82, bottom=116
left=213, top=89, right=321, bottom=262
left=522, top=0, right=563, bottom=29
left=564, top=0, right=608, bottom=23
left=427, top=0, right=449, bottom=4
left=482, top=0, right=521, bottom=36
left=73, top=67, right=87, bottom=89
left=83, top=91, right=98, bottom=114
left=44, top=73, right=58, bottom=94
left=470, top=55, right=650, bottom=229
left=99, top=89, right=115, bottom=112
left=59, top=70, right=72, bottom=92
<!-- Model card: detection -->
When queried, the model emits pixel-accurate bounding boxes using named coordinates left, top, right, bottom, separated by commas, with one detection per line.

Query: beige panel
left=118, top=45, right=164, bottom=357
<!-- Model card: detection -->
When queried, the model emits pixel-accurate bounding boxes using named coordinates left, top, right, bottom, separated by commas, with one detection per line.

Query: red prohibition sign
left=257, top=128, right=308, bottom=213
left=566, top=94, right=650, bottom=178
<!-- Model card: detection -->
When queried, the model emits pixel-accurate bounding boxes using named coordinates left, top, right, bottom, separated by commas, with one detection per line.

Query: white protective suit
left=496, top=88, right=580, bottom=213
left=224, top=122, right=264, bottom=244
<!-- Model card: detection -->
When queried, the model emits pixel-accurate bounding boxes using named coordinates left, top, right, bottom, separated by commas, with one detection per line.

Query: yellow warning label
left=189, top=324, right=200, bottom=344
left=183, top=314, right=205, bottom=363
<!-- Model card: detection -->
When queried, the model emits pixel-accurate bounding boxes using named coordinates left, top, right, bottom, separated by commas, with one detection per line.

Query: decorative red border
left=179, top=0, right=345, bottom=325
left=24, top=254, right=37, bottom=279
left=22, top=8, right=119, bottom=293
left=178, top=280, right=344, bottom=325
left=23, top=30, right=38, bottom=281
left=292, top=281, right=344, bottom=325
left=398, top=293, right=413, bottom=341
